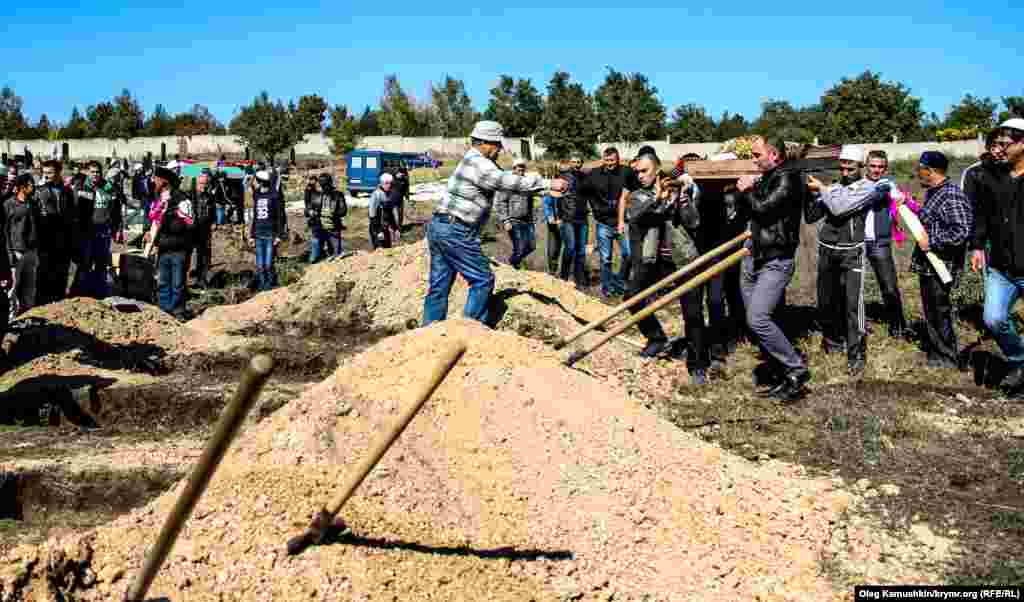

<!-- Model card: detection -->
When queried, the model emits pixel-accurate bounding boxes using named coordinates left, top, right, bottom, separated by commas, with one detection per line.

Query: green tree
left=144, top=104, right=175, bottom=136
left=62, top=106, right=90, bottom=139
left=86, top=102, right=114, bottom=138
left=429, top=75, right=476, bottom=137
left=753, top=100, right=820, bottom=144
left=378, top=75, right=421, bottom=136
left=104, top=89, right=144, bottom=139
left=593, top=68, right=666, bottom=144
left=818, top=71, right=925, bottom=143
left=714, top=111, right=750, bottom=141
left=943, top=94, right=997, bottom=131
left=326, top=105, right=361, bottom=157
left=357, top=106, right=381, bottom=136
left=174, top=104, right=225, bottom=136
left=667, top=103, right=716, bottom=143
left=0, top=86, right=29, bottom=138
left=231, top=91, right=305, bottom=162
left=293, top=94, right=329, bottom=134
left=33, top=114, right=52, bottom=139
left=483, top=76, right=544, bottom=137
left=1000, top=96, right=1024, bottom=122
left=535, top=71, right=598, bottom=159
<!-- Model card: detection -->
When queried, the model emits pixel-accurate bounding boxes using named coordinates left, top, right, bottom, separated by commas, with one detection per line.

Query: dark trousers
left=191, top=225, right=213, bottom=284
left=546, top=223, right=562, bottom=274
left=12, top=250, right=38, bottom=314
left=507, top=222, right=536, bottom=269
left=865, top=240, right=907, bottom=334
left=625, top=229, right=708, bottom=370
left=817, top=245, right=866, bottom=362
left=741, top=254, right=805, bottom=373
left=919, top=275, right=959, bottom=366
left=36, top=251, right=70, bottom=305
left=707, top=260, right=746, bottom=355
left=369, top=214, right=393, bottom=250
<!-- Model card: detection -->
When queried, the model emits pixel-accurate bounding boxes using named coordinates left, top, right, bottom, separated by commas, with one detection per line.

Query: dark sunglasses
left=838, top=166, right=858, bottom=173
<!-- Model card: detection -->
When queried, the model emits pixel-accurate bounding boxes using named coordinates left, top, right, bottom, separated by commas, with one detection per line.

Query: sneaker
left=689, top=368, right=707, bottom=385
left=638, top=340, right=669, bottom=358
left=758, top=369, right=810, bottom=401
left=753, top=364, right=784, bottom=390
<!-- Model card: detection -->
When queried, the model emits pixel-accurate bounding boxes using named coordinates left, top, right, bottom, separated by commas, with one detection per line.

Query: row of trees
left=2, top=71, right=1023, bottom=160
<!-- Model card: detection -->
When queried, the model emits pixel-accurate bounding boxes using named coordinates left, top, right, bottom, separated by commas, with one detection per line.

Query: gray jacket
left=805, top=177, right=887, bottom=247
left=492, top=190, right=535, bottom=225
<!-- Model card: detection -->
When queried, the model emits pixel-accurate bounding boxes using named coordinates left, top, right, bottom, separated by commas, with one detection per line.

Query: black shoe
left=638, top=340, right=669, bottom=358
left=668, top=338, right=689, bottom=360
left=758, top=369, right=810, bottom=401
left=1000, top=364, right=1024, bottom=393
left=848, top=356, right=866, bottom=377
left=753, top=364, right=784, bottom=390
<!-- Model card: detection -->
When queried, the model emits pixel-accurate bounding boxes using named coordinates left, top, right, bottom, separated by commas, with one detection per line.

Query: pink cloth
left=889, top=187, right=921, bottom=245
left=148, top=195, right=168, bottom=225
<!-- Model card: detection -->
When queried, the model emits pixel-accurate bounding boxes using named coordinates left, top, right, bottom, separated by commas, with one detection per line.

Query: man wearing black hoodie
left=735, top=137, right=810, bottom=401
left=4, top=174, right=39, bottom=314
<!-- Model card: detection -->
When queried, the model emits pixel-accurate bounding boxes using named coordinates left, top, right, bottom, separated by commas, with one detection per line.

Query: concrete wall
left=3, top=134, right=984, bottom=163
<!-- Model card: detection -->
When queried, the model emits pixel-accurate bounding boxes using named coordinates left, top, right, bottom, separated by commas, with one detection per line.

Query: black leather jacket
left=740, top=166, right=806, bottom=261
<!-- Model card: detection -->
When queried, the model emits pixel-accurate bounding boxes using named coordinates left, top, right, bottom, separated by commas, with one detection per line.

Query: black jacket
left=582, top=165, right=635, bottom=226
left=4, top=196, right=38, bottom=253
left=76, top=178, right=124, bottom=233
left=961, top=154, right=1006, bottom=211
left=556, top=169, right=588, bottom=223
left=156, top=194, right=194, bottom=253
left=34, top=182, right=77, bottom=254
left=251, top=189, right=287, bottom=239
left=739, top=166, right=806, bottom=261
left=971, top=169, right=1024, bottom=277
left=191, top=189, right=219, bottom=228
left=306, top=189, right=348, bottom=229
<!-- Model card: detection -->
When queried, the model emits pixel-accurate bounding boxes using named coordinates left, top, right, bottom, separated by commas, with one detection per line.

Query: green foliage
left=104, top=89, right=144, bottom=139
left=483, top=76, right=544, bottom=138
left=0, top=86, right=30, bottom=138
left=936, top=126, right=983, bottom=142
left=593, top=68, right=666, bottom=144
left=143, top=104, right=175, bottom=136
left=293, top=94, right=329, bottom=134
left=667, top=103, right=716, bottom=143
left=174, top=104, right=225, bottom=137
left=356, top=106, right=381, bottom=136
left=819, top=71, right=925, bottom=143
left=714, top=111, right=750, bottom=141
left=326, top=104, right=360, bottom=157
left=429, top=76, right=476, bottom=137
left=378, top=75, right=425, bottom=136
left=230, top=91, right=305, bottom=162
left=535, top=71, right=598, bottom=159
left=943, top=94, right=997, bottom=131
left=62, top=106, right=90, bottom=139
left=85, top=102, right=114, bottom=138
left=1000, top=96, right=1024, bottom=122
left=753, top=99, right=821, bottom=143
left=33, top=114, right=51, bottom=140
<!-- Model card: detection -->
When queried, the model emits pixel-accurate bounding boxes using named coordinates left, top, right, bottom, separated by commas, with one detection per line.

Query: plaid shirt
left=435, top=148, right=549, bottom=227
left=910, top=178, right=973, bottom=282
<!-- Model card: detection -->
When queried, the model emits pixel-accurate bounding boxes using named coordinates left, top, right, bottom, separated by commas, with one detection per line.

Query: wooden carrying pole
left=125, top=355, right=275, bottom=602
left=286, top=340, right=468, bottom=556
left=896, top=205, right=953, bottom=285
left=565, top=248, right=750, bottom=367
left=554, top=231, right=751, bottom=350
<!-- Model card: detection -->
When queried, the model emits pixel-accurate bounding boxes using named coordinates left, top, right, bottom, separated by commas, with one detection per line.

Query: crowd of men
left=421, top=118, right=1024, bottom=402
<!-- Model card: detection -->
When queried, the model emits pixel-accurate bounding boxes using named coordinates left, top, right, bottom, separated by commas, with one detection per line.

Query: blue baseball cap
left=919, top=151, right=949, bottom=171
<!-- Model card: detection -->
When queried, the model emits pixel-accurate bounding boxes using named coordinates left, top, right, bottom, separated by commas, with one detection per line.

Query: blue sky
left=3, top=1, right=1021, bottom=127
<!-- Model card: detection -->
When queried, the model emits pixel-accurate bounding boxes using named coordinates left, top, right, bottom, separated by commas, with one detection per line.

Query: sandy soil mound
left=2, top=320, right=855, bottom=601
left=13, top=297, right=186, bottom=352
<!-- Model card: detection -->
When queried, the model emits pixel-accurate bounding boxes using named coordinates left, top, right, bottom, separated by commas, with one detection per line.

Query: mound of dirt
left=15, top=298, right=186, bottom=351
left=2, top=320, right=856, bottom=601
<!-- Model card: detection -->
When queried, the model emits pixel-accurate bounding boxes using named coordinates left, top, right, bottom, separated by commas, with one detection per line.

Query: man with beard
left=558, top=156, right=590, bottom=288
left=622, top=155, right=708, bottom=384
left=806, top=146, right=892, bottom=376
left=583, top=147, right=634, bottom=298
left=735, top=137, right=810, bottom=400
left=307, top=173, right=347, bottom=260
left=4, top=174, right=40, bottom=314
left=972, top=119, right=1024, bottom=394
left=72, top=161, right=124, bottom=299
left=34, top=160, right=76, bottom=304
left=493, top=158, right=537, bottom=269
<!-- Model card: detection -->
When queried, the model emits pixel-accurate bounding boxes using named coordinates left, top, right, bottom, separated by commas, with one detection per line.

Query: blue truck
left=344, top=150, right=438, bottom=195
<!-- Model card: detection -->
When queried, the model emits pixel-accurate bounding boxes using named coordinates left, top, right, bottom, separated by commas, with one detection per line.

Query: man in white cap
left=248, top=169, right=286, bottom=291
left=422, top=120, right=567, bottom=326
left=972, top=118, right=1024, bottom=395
left=492, top=158, right=538, bottom=269
left=807, top=145, right=893, bottom=376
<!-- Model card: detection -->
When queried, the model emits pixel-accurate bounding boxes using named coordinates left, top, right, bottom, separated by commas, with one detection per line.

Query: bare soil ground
left=1, top=168, right=1022, bottom=600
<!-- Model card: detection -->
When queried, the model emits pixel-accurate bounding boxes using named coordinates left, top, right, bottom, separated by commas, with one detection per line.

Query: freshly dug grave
left=2, top=320, right=858, bottom=601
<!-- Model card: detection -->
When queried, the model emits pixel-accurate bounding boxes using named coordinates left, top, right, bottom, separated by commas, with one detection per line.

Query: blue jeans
left=507, top=222, right=536, bottom=269
left=559, top=221, right=589, bottom=287
left=595, top=222, right=631, bottom=295
left=157, top=251, right=187, bottom=316
left=308, top=223, right=332, bottom=263
left=79, top=225, right=113, bottom=299
left=422, top=215, right=495, bottom=326
left=983, top=268, right=1024, bottom=367
left=254, top=237, right=275, bottom=290
left=216, top=206, right=226, bottom=225
left=328, top=231, right=343, bottom=256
